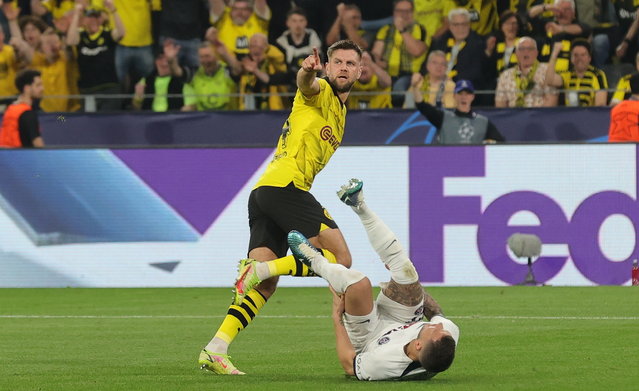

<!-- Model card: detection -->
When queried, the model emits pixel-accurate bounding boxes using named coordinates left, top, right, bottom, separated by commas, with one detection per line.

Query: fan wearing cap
left=410, top=74, right=504, bottom=144
left=608, top=73, right=639, bottom=142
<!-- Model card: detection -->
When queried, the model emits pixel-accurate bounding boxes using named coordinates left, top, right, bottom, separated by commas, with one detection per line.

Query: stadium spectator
left=430, top=8, right=488, bottom=105
left=349, top=51, right=391, bottom=109
left=610, top=52, right=639, bottom=106
left=114, top=0, right=155, bottom=95
left=31, top=0, right=74, bottom=33
left=410, top=75, right=504, bottom=144
left=414, top=0, right=445, bottom=45
left=182, top=43, right=236, bottom=111
left=66, top=1, right=124, bottom=112
left=237, top=32, right=288, bottom=110
left=614, top=1, right=639, bottom=64
left=158, top=0, right=210, bottom=70
left=608, top=73, right=639, bottom=142
left=407, top=50, right=455, bottom=109
left=545, top=39, right=608, bottom=106
left=441, top=0, right=499, bottom=37
left=0, top=25, right=18, bottom=105
left=371, top=0, right=428, bottom=107
left=209, top=0, right=270, bottom=60
left=343, top=0, right=394, bottom=35
left=326, top=3, right=369, bottom=50
left=30, top=28, right=78, bottom=112
left=275, top=7, right=322, bottom=93
left=0, top=69, right=44, bottom=147
left=6, top=11, right=47, bottom=68
left=495, top=36, right=558, bottom=107
left=485, top=10, right=524, bottom=77
left=133, top=39, right=190, bottom=112
left=295, top=0, right=340, bottom=42
left=573, top=0, right=615, bottom=68
left=529, top=0, right=591, bottom=72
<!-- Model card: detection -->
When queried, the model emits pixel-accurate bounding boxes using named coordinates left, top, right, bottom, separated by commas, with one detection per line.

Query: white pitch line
left=0, top=315, right=637, bottom=320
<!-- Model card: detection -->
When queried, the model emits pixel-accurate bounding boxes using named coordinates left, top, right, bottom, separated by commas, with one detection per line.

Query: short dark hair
left=571, top=38, right=591, bottom=55
left=327, top=40, right=362, bottom=60
left=286, top=7, right=307, bottom=19
left=499, top=10, right=522, bottom=30
left=15, top=69, right=41, bottom=93
left=419, top=335, right=456, bottom=373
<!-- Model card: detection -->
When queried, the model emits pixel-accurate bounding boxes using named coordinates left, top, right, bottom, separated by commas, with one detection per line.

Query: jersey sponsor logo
left=80, top=46, right=109, bottom=57
left=320, top=126, right=340, bottom=150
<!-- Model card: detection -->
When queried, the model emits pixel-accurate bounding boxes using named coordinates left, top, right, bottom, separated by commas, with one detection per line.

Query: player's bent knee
left=332, top=268, right=365, bottom=294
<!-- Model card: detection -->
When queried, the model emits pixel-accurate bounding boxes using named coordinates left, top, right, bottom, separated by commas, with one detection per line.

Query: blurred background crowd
left=0, top=0, right=637, bottom=112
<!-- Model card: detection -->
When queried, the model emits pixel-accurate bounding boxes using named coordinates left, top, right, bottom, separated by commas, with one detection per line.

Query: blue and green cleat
left=287, top=230, right=321, bottom=269
left=337, top=178, right=364, bottom=207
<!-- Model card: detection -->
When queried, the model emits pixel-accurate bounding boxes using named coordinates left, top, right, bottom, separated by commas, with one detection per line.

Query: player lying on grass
left=236, top=178, right=460, bottom=380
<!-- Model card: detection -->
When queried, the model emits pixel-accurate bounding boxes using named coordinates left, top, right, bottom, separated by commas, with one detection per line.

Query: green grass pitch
left=1, top=287, right=638, bottom=390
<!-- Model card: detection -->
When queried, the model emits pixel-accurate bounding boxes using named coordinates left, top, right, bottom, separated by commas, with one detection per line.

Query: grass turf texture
left=1, top=287, right=637, bottom=390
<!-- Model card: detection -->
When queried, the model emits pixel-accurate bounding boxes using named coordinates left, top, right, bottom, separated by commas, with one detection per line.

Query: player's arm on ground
left=331, top=289, right=356, bottom=375
left=422, top=290, right=444, bottom=320
left=297, top=47, right=322, bottom=97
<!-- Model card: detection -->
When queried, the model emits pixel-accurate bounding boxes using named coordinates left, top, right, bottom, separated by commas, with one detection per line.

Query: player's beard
left=329, top=76, right=355, bottom=93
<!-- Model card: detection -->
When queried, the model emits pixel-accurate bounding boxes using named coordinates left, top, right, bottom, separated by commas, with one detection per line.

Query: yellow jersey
left=349, top=75, right=392, bottom=109
left=255, top=78, right=346, bottom=191
left=114, top=0, right=152, bottom=47
left=0, top=45, right=18, bottom=97
left=214, top=7, right=269, bottom=58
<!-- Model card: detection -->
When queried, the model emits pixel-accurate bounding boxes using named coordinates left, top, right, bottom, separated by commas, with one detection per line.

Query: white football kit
left=353, top=315, right=460, bottom=381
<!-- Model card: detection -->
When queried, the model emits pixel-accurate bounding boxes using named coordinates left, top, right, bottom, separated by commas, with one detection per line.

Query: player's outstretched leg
left=337, top=178, right=364, bottom=209
left=198, top=349, right=245, bottom=375
left=337, top=178, right=418, bottom=285
left=288, top=230, right=365, bottom=294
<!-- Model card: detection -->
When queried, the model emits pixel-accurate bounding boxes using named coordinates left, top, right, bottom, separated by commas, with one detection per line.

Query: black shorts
left=247, top=183, right=338, bottom=257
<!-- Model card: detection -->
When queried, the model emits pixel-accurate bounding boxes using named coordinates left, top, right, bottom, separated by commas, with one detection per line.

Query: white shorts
left=343, top=289, right=424, bottom=352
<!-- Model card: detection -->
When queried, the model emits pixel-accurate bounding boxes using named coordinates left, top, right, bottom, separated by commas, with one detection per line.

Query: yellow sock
left=266, top=249, right=337, bottom=277
left=213, top=289, right=267, bottom=344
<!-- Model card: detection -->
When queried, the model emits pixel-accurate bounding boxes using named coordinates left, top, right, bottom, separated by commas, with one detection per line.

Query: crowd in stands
left=0, top=0, right=638, bottom=112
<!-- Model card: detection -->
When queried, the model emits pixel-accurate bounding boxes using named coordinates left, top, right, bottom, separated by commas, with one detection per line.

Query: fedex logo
left=409, top=146, right=637, bottom=286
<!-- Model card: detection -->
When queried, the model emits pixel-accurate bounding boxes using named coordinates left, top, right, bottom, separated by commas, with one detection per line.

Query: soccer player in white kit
left=288, top=178, right=460, bottom=381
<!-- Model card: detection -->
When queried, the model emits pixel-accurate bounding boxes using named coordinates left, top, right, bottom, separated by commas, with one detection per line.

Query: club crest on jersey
left=378, top=336, right=390, bottom=345
left=320, top=126, right=340, bottom=150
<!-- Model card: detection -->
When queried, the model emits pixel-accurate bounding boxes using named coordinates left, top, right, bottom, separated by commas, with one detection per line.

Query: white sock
left=205, top=337, right=228, bottom=354
left=255, top=262, right=271, bottom=281
left=354, top=201, right=418, bottom=284
left=300, top=244, right=365, bottom=293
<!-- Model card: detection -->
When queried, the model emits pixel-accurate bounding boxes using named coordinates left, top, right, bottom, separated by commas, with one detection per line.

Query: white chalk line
left=0, top=314, right=637, bottom=320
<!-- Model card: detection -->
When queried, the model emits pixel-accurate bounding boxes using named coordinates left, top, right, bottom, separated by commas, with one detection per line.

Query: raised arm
left=297, top=47, right=322, bottom=96
left=364, top=52, right=391, bottom=88
left=65, top=2, right=83, bottom=46
left=545, top=42, right=564, bottom=87
left=105, top=0, right=125, bottom=42
left=326, top=3, right=344, bottom=46
left=208, top=0, right=225, bottom=24
left=253, top=0, right=270, bottom=20
left=30, top=0, right=48, bottom=17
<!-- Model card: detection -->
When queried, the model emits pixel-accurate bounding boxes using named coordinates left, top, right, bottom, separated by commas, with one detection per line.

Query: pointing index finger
left=313, top=47, right=320, bottom=61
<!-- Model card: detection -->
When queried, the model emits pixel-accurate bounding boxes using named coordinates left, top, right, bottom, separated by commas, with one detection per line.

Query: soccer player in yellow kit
left=199, top=40, right=363, bottom=375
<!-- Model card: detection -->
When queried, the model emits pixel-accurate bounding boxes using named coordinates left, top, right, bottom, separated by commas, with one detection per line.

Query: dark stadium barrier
left=33, top=107, right=611, bottom=147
